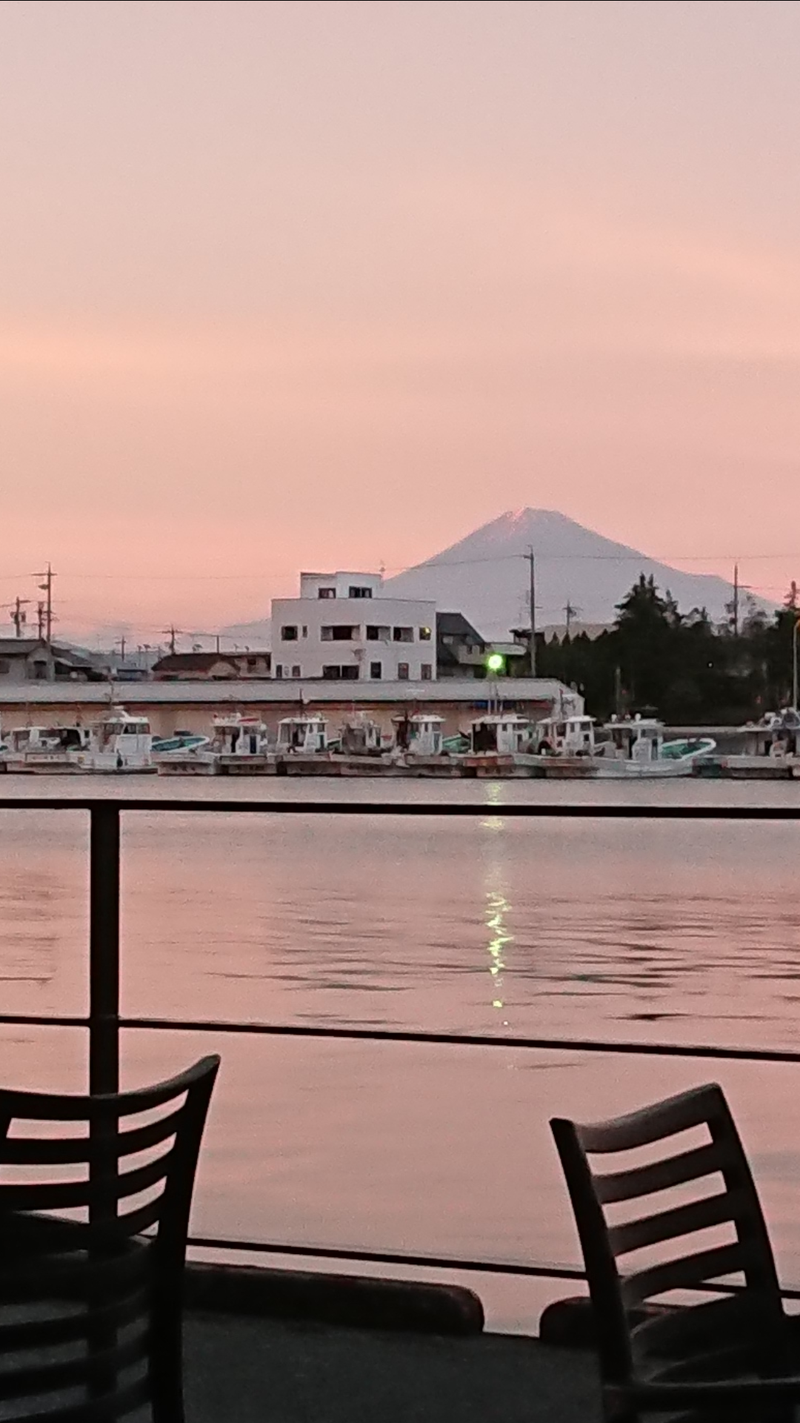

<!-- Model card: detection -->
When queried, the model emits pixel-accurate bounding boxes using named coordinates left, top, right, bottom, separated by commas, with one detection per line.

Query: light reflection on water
left=1, top=775, right=800, bottom=1330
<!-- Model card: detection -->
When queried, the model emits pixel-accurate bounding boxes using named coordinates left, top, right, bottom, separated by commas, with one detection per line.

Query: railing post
left=89, top=804, right=120, bottom=1096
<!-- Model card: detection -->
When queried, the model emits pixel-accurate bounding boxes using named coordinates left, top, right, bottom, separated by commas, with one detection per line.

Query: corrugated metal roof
left=0, top=678, right=577, bottom=706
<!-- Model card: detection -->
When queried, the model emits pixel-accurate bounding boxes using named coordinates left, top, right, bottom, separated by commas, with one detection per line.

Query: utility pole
left=36, top=602, right=46, bottom=640
left=9, top=597, right=29, bottom=637
left=34, top=564, right=55, bottom=647
left=793, top=618, right=799, bottom=712
left=116, top=635, right=127, bottom=662
left=732, top=563, right=739, bottom=637
left=564, top=599, right=577, bottom=638
left=528, top=546, right=537, bottom=677
left=162, top=626, right=180, bottom=656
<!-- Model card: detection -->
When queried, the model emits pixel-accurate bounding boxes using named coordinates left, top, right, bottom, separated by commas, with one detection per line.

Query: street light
left=486, top=652, right=505, bottom=674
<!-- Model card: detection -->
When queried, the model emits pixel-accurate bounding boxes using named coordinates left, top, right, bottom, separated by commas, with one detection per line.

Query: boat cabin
left=3, top=726, right=87, bottom=754
left=96, top=711, right=152, bottom=756
left=211, top=714, right=267, bottom=756
left=392, top=713, right=444, bottom=757
left=339, top=716, right=384, bottom=756
left=277, top=715, right=329, bottom=754
left=469, top=714, right=535, bottom=756
left=603, top=715, right=665, bottom=762
left=537, top=715, right=596, bottom=757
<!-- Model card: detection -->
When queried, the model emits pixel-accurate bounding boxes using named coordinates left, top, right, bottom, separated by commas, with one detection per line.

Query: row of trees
left=530, top=575, right=799, bottom=725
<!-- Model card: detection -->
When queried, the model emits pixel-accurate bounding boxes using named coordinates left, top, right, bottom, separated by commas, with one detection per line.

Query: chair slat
left=622, top=1240, right=753, bottom=1306
left=576, top=1085, right=726, bottom=1155
left=0, top=1055, right=218, bottom=1121
left=595, top=1141, right=730, bottom=1205
left=609, top=1189, right=739, bottom=1257
left=0, top=1321, right=149, bottom=1402
left=0, top=1285, right=149, bottom=1353
left=2, top=1107, right=183, bottom=1166
left=16, top=1370, right=152, bottom=1423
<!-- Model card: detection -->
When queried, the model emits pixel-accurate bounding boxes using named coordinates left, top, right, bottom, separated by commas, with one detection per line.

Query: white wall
left=271, top=590, right=437, bottom=681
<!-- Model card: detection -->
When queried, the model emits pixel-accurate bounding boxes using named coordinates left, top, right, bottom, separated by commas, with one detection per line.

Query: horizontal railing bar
left=187, top=1236, right=800, bottom=1301
left=188, top=1235, right=586, bottom=1280
left=0, top=798, right=800, bottom=820
left=119, top=1018, right=800, bottom=1064
left=3, top=1012, right=800, bottom=1065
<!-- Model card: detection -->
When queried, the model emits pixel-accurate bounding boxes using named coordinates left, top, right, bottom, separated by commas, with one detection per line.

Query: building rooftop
left=0, top=678, right=578, bottom=706
left=436, top=612, right=486, bottom=642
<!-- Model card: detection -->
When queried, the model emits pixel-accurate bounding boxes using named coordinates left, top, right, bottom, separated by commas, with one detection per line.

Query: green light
left=486, top=652, right=505, bottom=673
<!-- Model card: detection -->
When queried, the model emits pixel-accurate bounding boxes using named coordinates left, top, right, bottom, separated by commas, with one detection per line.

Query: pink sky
left=1, top=0, right=799, bottom=643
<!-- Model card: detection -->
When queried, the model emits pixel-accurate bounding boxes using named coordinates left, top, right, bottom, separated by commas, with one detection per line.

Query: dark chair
left=551, top=1083, right=800, bottom=1423
left=0, top=1053, right=219, bottom=1421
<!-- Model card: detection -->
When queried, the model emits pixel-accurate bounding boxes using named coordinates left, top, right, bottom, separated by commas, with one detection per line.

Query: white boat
left=277, top=715, right=329, bottom=755
left=338, top=714, right=385, bottom=756
left=391, top=713, right=445, bottom=758
left=593, top=717, right=715, bottom=778
left=0, top=724, right=89, bottom=774
left=460, top=713, right=540, bottom=774
left=70, top=708, right=155, bottom=773
left=157, top=713, right=270, bottom=775
left=535, top=713, right=715, bottom=778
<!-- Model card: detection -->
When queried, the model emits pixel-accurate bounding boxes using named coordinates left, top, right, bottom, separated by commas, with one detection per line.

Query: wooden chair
left=551, top=1083, right=800, bottom=1422
left=0, top=1053, right=219, bottom=1421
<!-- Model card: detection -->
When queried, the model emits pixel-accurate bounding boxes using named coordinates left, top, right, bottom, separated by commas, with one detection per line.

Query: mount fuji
left=385, top=509, right=741, bottom=641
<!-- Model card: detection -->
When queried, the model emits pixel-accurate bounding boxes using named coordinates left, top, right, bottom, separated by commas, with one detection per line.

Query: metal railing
left=3, top=794, right=800, bottom=1287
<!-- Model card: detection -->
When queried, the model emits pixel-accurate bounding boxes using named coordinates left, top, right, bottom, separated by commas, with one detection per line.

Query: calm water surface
left=2, top=776, right=800, bottom=1329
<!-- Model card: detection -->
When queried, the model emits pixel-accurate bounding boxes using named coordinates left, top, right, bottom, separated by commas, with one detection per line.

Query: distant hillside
left=386, top=509, right=745, bottom=640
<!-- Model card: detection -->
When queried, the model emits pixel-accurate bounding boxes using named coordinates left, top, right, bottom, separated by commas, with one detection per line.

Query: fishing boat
left=0, top=724, right=89, bottom=774
left=157, top=713, right=270, bottom=775
left=534, top=713, right=714, bottom=778
left=70, top=708, right=155, bottom=773
left=338, top=714, right=385, bottom=756
left=593, top=716, right=715, bottom=778
left=460, top=713, right=541, bottom=776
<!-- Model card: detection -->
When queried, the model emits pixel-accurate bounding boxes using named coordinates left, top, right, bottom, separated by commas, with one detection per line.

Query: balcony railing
left=2, top=795, right=800, bottom=1291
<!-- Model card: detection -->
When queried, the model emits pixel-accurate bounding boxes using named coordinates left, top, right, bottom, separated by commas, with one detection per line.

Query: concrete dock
left=184, top=1313, right=599, bottom=1423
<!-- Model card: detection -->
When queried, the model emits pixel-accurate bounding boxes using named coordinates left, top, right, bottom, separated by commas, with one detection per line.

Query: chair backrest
left=0, top=1053, right=219, bottom=1422
left=551, top=1083, right=791, bottom=1419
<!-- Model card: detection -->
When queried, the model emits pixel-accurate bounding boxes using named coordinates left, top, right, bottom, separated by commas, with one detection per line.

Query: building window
left=323, top=664, right=359, bottom=680
left=366, top=625, right=390, bottom=641
left=421, top=663, right=432, bottom=680
left=393, top=627, right=413, bottom=643
left=349, top=586, right=373, bottom=599
left=291, top=666, right=301, bottom=678
left=302, top=626, right=308, bottom=637
left=0, top=659, right=8, bottom=675
left=274, top=665, right=283, bottom=679
left=398, top=663, right=409, bottom=680
left=419, top=626, right=432, bottom=641
left=321, top=625, right=357, bottom=641
left=281, top=625, right=298, bottom=641
left=318, top=588, right=336, bottom=599
left=370, top=661, right=382, bottom=679
left=31, top=662, right=47, bottom=680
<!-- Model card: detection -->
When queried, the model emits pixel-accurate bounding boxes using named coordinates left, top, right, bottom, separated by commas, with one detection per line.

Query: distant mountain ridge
left=385, top=509, right=745, bottom=641
left=222, top=509, right=753, bottom=648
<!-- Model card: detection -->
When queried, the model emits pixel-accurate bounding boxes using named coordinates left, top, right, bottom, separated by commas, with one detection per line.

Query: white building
left=271, top=572, right=437, bottom=683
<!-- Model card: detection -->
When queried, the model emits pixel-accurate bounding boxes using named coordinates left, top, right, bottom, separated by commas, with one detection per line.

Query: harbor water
left=2, top=776, right=800, bottom=1330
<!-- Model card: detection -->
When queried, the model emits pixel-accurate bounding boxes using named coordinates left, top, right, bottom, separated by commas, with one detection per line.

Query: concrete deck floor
left=184, top=1313, right=600, bottom=1423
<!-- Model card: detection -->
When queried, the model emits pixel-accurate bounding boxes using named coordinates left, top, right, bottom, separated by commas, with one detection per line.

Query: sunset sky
left=1, top=0, right=799, bottom=643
